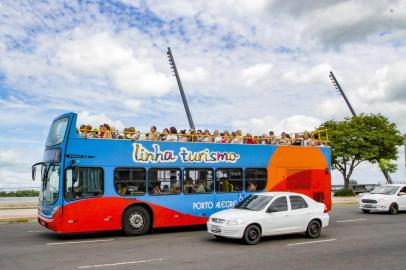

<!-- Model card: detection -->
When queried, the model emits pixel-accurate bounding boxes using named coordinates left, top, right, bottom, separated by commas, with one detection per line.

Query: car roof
left=253, top=192, right=307, bottom=197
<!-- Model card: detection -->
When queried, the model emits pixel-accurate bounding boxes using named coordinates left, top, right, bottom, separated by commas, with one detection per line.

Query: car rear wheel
left=362, top=209, right=370, bottom=213
left=243, top=224, right=261, bottom=245
left=306, top=220, right=321, bottom=238
left=122, top=206, right=151, bottom=236
left=389, top=203, right=398, bottom=215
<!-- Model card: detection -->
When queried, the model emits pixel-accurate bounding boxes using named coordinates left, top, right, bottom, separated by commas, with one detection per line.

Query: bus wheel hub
left=129, top=213, right=144, bottom=229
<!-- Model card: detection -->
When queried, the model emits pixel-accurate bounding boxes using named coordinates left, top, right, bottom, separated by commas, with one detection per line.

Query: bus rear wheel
left=122, top=206, right=151, bottom=236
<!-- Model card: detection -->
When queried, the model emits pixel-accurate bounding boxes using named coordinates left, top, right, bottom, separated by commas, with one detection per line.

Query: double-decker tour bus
left=32, top=112, right=331, bottom=235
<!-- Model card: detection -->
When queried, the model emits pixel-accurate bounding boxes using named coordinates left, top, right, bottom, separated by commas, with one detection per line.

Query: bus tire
left=122, top=206, right=151, bottom=236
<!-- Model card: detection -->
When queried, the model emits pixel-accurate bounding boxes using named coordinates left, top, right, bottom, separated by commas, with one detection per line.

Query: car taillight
left=323, top=204, right=328, bottom=213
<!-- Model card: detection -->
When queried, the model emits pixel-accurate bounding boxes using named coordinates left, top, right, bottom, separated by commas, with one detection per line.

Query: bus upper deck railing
left=76, top=127, right=330, bottom=146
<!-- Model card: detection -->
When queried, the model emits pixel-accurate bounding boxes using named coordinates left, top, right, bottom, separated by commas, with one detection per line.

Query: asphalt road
left=0, top=206, right=405, bottom=270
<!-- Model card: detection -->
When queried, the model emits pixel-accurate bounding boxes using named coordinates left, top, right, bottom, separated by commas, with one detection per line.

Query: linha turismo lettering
left=132, top=143, right=240, bottom=163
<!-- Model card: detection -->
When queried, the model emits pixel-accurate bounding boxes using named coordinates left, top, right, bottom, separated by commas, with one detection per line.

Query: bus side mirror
left=32, top=162, right=44, bottom=181
left=32, top=167, right=36, bottom=181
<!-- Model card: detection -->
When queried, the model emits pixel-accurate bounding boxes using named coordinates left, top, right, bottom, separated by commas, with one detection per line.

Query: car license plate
left=211, top=225, right=221, bottom=233
left=363, top=204, right=374, bottom=208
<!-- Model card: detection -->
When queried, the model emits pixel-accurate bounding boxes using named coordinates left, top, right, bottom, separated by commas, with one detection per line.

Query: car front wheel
left=389, top=203, right=398, bottom=215
left=243, top=224, right=261, bottom=245
left=306, top=220, right=321, bottom=238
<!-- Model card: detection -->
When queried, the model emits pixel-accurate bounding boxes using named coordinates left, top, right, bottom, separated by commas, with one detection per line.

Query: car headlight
left=226, top=219, right=243, bottom=226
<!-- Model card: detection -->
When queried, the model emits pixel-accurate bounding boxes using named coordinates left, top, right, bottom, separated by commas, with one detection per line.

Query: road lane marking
left=287, top=239, right=336, bottom=247
left=336, top=218, right=367, bottom=223
left=28, top=230, right=45, bottom=233
left=46, top=239, right=114, bottom=246
left=77, top=258, right=165, bottom=269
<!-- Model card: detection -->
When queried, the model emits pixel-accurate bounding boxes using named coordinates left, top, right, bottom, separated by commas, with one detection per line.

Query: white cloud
left=232, top=115, right=322, bottom=135
left=56, top=31, right=174, bottom=97
left=179, top=67, right=209, bottom=83
left=0, top=149, right=21, bottom=166
left=282, top=63, right=332, bottom=85
left=77, top=111, right=125, bottom=131
left=240, top=63, right=272, bottom=87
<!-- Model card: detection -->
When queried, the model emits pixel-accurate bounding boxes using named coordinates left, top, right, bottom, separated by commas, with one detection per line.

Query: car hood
left=210, top=208, right=259, bottom=220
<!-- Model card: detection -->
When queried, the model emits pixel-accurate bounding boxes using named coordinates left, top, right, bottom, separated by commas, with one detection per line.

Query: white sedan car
left=207, top=192, right=329, bottom=245
left=359, top=184, right=406, bottom=214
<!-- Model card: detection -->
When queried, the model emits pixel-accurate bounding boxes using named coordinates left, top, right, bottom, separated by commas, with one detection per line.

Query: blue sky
left=1, top=0, right=406, bottom=188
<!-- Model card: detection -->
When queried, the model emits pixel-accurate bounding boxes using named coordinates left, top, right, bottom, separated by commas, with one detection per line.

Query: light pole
left=167, top=47, right=196, bottom=130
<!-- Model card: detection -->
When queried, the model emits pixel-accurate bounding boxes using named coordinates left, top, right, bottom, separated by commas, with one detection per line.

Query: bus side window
left=114, top=168, right=146, bottom=196
left=65, top=167, right=104, bottom=201
left=148, top=168, right=181, bottom=195
left=215, top=168, right=243, bottom=193
left=183, top=168, right=213, bottom=194
left=245, top=168, right=267, bottom=192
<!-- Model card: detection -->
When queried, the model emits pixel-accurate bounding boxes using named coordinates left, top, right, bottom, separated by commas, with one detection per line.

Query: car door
left=396, top=186, right=406, bottom=210
left=289, top=195, right=311, bottom=232
left=262, top=195, right=292, bottom=236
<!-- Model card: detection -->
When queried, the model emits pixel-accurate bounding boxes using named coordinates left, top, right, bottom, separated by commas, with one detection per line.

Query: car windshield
left=40, top=163, right=60, bottom=205
left=370, top=186, right=399, bottom=195
left=234, top=195, right=273, bottom=211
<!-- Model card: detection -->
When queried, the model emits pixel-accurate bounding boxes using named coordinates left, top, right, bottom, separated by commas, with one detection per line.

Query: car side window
left=268, top=196, right=288, bottom=212
left=290, top=195, right=308, bottom=210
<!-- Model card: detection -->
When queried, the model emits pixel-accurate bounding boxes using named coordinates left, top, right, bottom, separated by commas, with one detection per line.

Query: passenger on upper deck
left=221, top=131, right=231, bottom=143
left=166, top=127, right=178, bottom=142
left=86, top=124, right=96, bottom=138
left=159, top=128, right=169, bottom=141
left=79, top=124, right=87, bottom=137
left=291, top=133, right=303, bottom=146
left=98, top=124, right=112, bottom=139
left=212, top=130, right=222, bottom=143
left=246, top=133, right=257, bottom=144
left=146, top=126, right=158, bottom=141
left=178, top=129, right=188, bottom=142
left=187, top=129, right=197, bottom=142
left=201, top=129, right=211, bottom=143
left=231, top=130, right=243, bottom=144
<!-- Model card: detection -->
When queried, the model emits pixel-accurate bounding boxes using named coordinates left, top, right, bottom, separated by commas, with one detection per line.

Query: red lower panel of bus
left=39, top=197, right=207, bottom=234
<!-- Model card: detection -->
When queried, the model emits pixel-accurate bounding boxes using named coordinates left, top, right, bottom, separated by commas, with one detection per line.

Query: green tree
left=319, top=114, right=404, bottom=189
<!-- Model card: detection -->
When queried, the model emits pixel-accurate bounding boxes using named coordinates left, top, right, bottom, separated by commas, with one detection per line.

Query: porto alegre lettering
left=132, top=143, right=240, bottom=164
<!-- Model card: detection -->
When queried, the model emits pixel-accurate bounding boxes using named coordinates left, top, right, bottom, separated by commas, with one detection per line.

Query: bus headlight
left=51, top=206, right=59, bottom=217
left=226, top=219, right=243, bottom=226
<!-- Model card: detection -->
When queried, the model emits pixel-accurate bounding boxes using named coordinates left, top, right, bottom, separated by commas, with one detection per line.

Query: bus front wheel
left=122, top=206, right=151, bottom=236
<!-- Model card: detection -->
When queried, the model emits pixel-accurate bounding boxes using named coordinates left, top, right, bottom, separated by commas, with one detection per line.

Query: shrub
left=334, top=188, right=355, bottom=197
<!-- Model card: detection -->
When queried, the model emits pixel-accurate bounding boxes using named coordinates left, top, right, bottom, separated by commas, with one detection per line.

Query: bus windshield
left=40, top=164, right=60, bottom=205
left=46, top=118, right=68, bottom=147
left=234, top=195, right=273, bottom=211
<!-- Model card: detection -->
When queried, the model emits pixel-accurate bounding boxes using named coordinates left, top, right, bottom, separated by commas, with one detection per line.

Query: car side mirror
left=398, top=192, right=406, bottom=196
